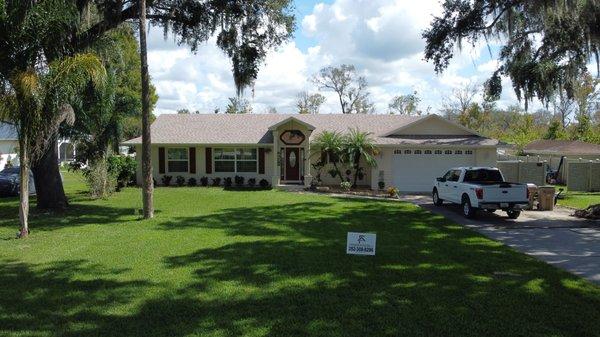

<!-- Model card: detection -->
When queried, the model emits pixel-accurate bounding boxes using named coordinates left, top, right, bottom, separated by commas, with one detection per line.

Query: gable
left=385, top=115, right=478, bottom=137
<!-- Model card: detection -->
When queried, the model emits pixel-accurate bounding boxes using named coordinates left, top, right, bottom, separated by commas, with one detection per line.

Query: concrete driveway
left=404, top=195, right=600, bottom=284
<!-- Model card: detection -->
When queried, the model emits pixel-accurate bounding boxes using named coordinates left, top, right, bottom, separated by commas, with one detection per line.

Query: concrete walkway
left=404, top=195, right=600, bottom=284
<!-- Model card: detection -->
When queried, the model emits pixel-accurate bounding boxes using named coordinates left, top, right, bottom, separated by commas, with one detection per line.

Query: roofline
left=381, top=114, right=484, bottom=137
left=122, top=142, right=497, bottom=148
left=267, top=116, right=316, bottom=131
left=523, top=149, right=600, bottom=157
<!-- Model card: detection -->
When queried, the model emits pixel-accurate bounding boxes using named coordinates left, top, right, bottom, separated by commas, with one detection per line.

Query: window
left=444, top=150, right=452, bottom=155
left=404, top=149, right=412, bottom=154
left=443, top=170, right=461, bottom=182
left=167, top=148, right=189, bottom=173
left=434, top=150, right=442, bottom=155
left=393, top=149, right=402, bottom=155
left=236, top=148, right=257, bottom=172
left=424, top=150, right=432, bottom=154
left=464, top=169, right=503, bottom=183
left=455, top=150, right=463, bottom=155
left=465, top=150, right=473, bottom=155
left=214, top=148, right=257, bottom=173
left=414, top=150, right=422, bottom=154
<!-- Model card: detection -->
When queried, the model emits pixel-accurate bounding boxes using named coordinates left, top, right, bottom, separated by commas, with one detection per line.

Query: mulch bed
left=306, top=186, right=395, bottom=199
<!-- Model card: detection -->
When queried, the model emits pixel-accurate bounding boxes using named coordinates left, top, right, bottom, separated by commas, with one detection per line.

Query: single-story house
left=0, top=122, right=19, bottom=171
left=123, top=113, right=498, bottom=192
left=523, top=139, right=600, bottom=159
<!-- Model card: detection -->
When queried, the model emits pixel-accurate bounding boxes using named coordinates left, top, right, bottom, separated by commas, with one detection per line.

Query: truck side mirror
left=436, top=177, right=446, bottom=182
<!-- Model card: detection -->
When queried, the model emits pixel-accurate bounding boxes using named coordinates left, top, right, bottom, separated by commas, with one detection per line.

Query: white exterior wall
left=369, top=146, right=498, bottom=191
left=311, top=155, right=372, bottom=187
left=475, top=147, right=496, bottom=166
left=135, top=145, right=274, bottom=185
left=0, top=140, right=18, bottom=171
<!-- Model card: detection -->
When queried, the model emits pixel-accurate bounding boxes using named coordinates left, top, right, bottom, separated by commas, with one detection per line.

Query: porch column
left=271, top=130, right=280, bottom=186
left=303, top=131, right=312, bottom=187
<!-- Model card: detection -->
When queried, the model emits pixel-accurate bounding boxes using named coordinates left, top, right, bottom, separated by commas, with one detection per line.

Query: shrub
left=175, top=176, right=185, bottom=187
left=247, top=178, right=256, bottom=187
left=107, top=155, right=137, bottom=188
left=234, top=175, right=245, bottom=186
left=378, top=181, right=385, bottom=190
left=340, top=181, right=351, bottom=191
left=259, top=179, right=270, bottom=188
left=200, top=177, right=209, bottom=186
left=83, top=159, right=116, bottom=199
left=153, top=178, right=158, bottom=187
left=223, top=177, right=233, bottom=187
left=212, top=177, right=221, bottom=186
left=188, top=177, right=197, bottom=186
left=387, top=186, right=399, bottom=198
left=162, top=175, right=173, bottom=186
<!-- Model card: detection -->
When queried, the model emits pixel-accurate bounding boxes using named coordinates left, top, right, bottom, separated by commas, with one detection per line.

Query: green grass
left=557, top=188, right=600, bottom=209
left=0, top=172, right=599, bottom=337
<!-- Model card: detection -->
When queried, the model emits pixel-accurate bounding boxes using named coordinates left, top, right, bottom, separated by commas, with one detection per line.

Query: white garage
left=371, top=114, right=498, bottom=193
left=391, top=148, right=476, bottom=192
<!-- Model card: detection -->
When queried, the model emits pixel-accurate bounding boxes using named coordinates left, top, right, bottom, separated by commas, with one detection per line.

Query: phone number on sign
left=348, top=246, right=373, bottom=252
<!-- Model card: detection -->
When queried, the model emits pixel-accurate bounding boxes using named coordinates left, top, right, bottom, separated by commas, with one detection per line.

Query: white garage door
left=392, top=149, right=475, bottom=192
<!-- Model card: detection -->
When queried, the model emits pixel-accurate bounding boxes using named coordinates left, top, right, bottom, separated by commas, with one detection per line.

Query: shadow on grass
left=0, top=203, right=140, bottom=233
left=148, top=199, right=600, bottom=336
left=1, top=196, right=599, bottom=336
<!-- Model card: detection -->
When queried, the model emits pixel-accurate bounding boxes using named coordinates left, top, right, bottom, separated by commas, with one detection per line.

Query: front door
left=285, top=147, right=300, bottom=181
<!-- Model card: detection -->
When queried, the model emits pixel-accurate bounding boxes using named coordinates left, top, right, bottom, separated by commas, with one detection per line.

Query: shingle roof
left=0, top=122, right=17, bottom=140
left=524, top=139, right=600, bottom=156
left=123, top=113, right=497, bottom=147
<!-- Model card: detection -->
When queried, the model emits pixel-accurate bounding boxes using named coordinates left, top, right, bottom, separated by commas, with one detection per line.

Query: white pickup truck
left=432, top=167, right=529, bottom=219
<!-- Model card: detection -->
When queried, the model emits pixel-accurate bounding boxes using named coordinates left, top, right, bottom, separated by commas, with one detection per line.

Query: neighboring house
left=0, top=122, right=19, bottom=170
left=123, top=113, right=498, bottom=192
left=58, top=139, right=77, bottom=164
left=523, top=140, right=600, bottom=160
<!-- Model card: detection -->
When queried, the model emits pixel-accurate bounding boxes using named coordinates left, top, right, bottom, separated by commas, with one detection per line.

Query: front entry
left=284, top=147, right=300, bottom=181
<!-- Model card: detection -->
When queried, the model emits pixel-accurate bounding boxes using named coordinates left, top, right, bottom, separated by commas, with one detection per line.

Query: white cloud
left=146, top=0, right=528, bottom=116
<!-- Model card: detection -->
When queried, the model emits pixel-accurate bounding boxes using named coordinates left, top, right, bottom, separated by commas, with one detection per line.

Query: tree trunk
left=18, top=134, right=29, bottom=238
left=32, top=138, right=68, bottom=210
left=139, top=0, right=154, bottom=219
left=352, top=154, right=360, bottom=188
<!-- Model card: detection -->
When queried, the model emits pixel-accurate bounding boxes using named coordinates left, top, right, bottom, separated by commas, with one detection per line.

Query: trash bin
left=538, top=186, right=555, bottom=211
left=526, top=183, right=538, bottom=210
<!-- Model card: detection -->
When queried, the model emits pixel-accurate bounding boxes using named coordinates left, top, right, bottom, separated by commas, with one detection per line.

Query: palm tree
left=0, top=54, right=106, bottom=237
left=343, top=128, right=378, bottom=188
left=311, top=131, right=345, bottom=182
left=138, top=0, right=154, bottom=219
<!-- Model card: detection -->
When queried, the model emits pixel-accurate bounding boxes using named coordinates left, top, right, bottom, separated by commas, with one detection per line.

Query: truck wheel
left=432, top=189, right=443, bottom=206
left=461, top=197, right=476, bottom=219
left=507, top=210, right=521, bottom=219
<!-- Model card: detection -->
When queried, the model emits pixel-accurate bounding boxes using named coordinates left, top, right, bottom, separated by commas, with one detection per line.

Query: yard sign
left=346, top=232, right=376, bottom=256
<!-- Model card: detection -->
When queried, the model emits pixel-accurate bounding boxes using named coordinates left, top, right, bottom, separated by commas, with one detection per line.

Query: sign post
left=346, top=232, right=376, bottom=256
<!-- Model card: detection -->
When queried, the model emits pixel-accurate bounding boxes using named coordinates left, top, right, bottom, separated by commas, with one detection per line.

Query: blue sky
left=146, top=0, right=523, bottom=115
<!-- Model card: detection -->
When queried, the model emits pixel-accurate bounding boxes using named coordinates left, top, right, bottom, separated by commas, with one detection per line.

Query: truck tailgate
left=482, top=183, right=528, bottom=202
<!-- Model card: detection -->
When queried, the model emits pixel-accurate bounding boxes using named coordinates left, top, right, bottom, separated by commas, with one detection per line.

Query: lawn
left=0, top=172, right=599, bottom=337
left=557, top=188, right=600, bottom=209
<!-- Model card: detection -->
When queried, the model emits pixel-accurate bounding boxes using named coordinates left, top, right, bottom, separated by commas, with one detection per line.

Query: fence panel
left=567, top=161, right=600, bottom=192
left=496, top=160, right=546, bottom=186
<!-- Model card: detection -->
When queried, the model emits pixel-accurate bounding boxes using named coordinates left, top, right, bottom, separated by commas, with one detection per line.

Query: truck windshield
left=463, top=169, right=504, bottom=183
